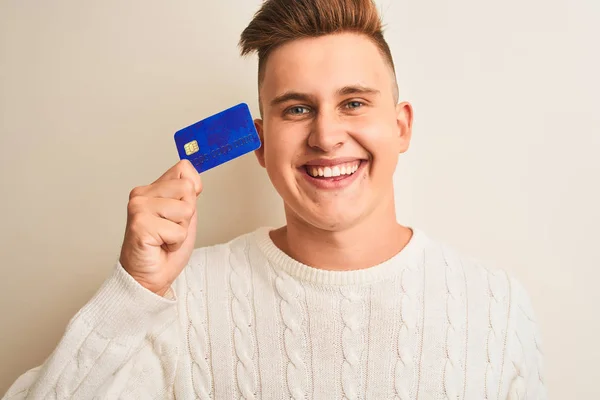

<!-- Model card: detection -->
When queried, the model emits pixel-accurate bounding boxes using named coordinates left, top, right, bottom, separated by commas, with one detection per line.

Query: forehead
left=260, top=33, right=393, bottom=100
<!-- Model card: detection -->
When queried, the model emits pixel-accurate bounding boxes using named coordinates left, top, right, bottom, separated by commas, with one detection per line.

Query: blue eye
left=346, top=101, right=364, bottom=109
left=287, top=106, right=310, bottom=115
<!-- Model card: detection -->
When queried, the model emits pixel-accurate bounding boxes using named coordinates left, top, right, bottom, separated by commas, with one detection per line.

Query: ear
left=254, top=118, right=266, bottom=168
left=395, top=102, right=414, bottom=154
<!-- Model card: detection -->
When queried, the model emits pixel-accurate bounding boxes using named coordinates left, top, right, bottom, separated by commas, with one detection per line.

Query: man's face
left=255, top=33, right=413, bottom=231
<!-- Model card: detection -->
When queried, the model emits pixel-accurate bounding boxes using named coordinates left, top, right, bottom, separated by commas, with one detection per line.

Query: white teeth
left=306, top=161, right=362, bottom=178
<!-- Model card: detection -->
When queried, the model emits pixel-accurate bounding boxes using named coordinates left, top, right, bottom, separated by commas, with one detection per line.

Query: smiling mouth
left=304, top=160, right=363, bottom=178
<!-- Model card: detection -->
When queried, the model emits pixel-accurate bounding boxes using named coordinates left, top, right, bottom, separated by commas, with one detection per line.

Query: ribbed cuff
left=72, top=262, right=177, bottom=338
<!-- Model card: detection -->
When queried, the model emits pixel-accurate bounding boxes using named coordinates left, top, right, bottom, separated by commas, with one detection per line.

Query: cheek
left=263, top=122, right=306, bottom=167
left=352, top=119, right=400, bottom=157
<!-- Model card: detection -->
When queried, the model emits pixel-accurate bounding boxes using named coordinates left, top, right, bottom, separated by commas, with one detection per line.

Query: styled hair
left=239, top=0, right=396, bottom=86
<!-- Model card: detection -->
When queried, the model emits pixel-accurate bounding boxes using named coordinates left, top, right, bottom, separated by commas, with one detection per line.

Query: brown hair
left=239, top=0, right=396, bottom=88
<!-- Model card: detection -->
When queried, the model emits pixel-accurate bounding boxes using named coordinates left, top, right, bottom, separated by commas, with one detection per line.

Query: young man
left=3, top=0, right=546, bottom=399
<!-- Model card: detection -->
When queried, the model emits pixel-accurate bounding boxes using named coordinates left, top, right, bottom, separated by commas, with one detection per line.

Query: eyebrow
left=269, top=85, right=381, bottom=107
left=337, top=85, right=380, bottom=97
left=270, top=92, right=316, bottom=107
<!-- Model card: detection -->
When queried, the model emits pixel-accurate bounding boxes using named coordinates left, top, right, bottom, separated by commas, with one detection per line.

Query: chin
left=301, top=208, right=366, bottom=232
left=281, top=189, right=372, bottom=232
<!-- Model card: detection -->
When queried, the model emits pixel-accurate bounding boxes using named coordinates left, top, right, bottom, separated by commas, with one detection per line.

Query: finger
left=135, top=179, right=197, bottom=205
left=153, top=160, right=202, bottom=196
left=145, top=197, right=195, bottom=228
left=149, top=215, right=188, bottom=252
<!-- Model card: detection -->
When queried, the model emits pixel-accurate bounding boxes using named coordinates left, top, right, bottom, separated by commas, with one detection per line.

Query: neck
left=271, top=195, right=413, bottom=271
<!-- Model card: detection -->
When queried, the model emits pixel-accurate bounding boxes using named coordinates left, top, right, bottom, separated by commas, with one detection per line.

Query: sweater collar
left=252, top=226, right=429, bottom=286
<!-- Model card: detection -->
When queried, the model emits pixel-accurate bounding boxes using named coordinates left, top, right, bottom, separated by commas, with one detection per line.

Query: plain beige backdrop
left=1, top=0, right=599, bottom=397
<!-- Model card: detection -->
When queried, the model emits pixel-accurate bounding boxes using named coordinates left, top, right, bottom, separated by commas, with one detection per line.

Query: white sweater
left=3, top=227, right=546, bottom=399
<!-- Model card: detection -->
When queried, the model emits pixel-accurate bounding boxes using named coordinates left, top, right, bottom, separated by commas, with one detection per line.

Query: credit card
left=174, top=103, right=261, bottom=173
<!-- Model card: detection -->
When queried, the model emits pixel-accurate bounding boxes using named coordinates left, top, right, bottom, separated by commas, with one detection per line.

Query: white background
left=1, top=0, right=598, bottom=396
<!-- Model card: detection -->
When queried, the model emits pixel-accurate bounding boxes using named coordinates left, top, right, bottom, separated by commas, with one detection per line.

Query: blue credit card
left=174, top=103, right=261, bottom=173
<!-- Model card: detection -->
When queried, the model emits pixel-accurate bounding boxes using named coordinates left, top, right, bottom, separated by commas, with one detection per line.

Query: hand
left=119, top=160, right=202, bottom=296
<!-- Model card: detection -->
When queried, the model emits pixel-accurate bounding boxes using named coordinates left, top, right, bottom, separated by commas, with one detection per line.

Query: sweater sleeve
left=504, top=276, right=548, bottom=400
left=2, top=263, right=181, bottom=399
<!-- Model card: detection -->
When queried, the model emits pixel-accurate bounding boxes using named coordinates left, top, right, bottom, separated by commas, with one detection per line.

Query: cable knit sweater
left=3, top=227, right=546, bottom=399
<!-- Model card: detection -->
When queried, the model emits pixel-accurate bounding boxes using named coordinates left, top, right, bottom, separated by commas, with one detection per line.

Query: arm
left=3, top=263, right=180, bottom=399
left=504, top=276, right=548, bottom=400
left=4, top=160, right=201, bottom=399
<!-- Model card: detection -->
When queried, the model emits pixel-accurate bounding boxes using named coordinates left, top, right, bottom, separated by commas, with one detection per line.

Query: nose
left=307, top=109, right=347, bottom=152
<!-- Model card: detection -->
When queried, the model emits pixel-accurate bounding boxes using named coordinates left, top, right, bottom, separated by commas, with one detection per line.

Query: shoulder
left=419, top=230, right=544, bottom=372
left=418, top=230, right=541, bottom=347
left=182, top=228, right=266, bottom=277
left=420, top=230, right=545, bottom=392
left=418, top=229, right=531, bottom=306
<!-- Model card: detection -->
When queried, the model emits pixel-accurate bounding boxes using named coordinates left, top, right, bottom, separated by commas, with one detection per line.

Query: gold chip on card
left=184, top=140, right=199, bottom=155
